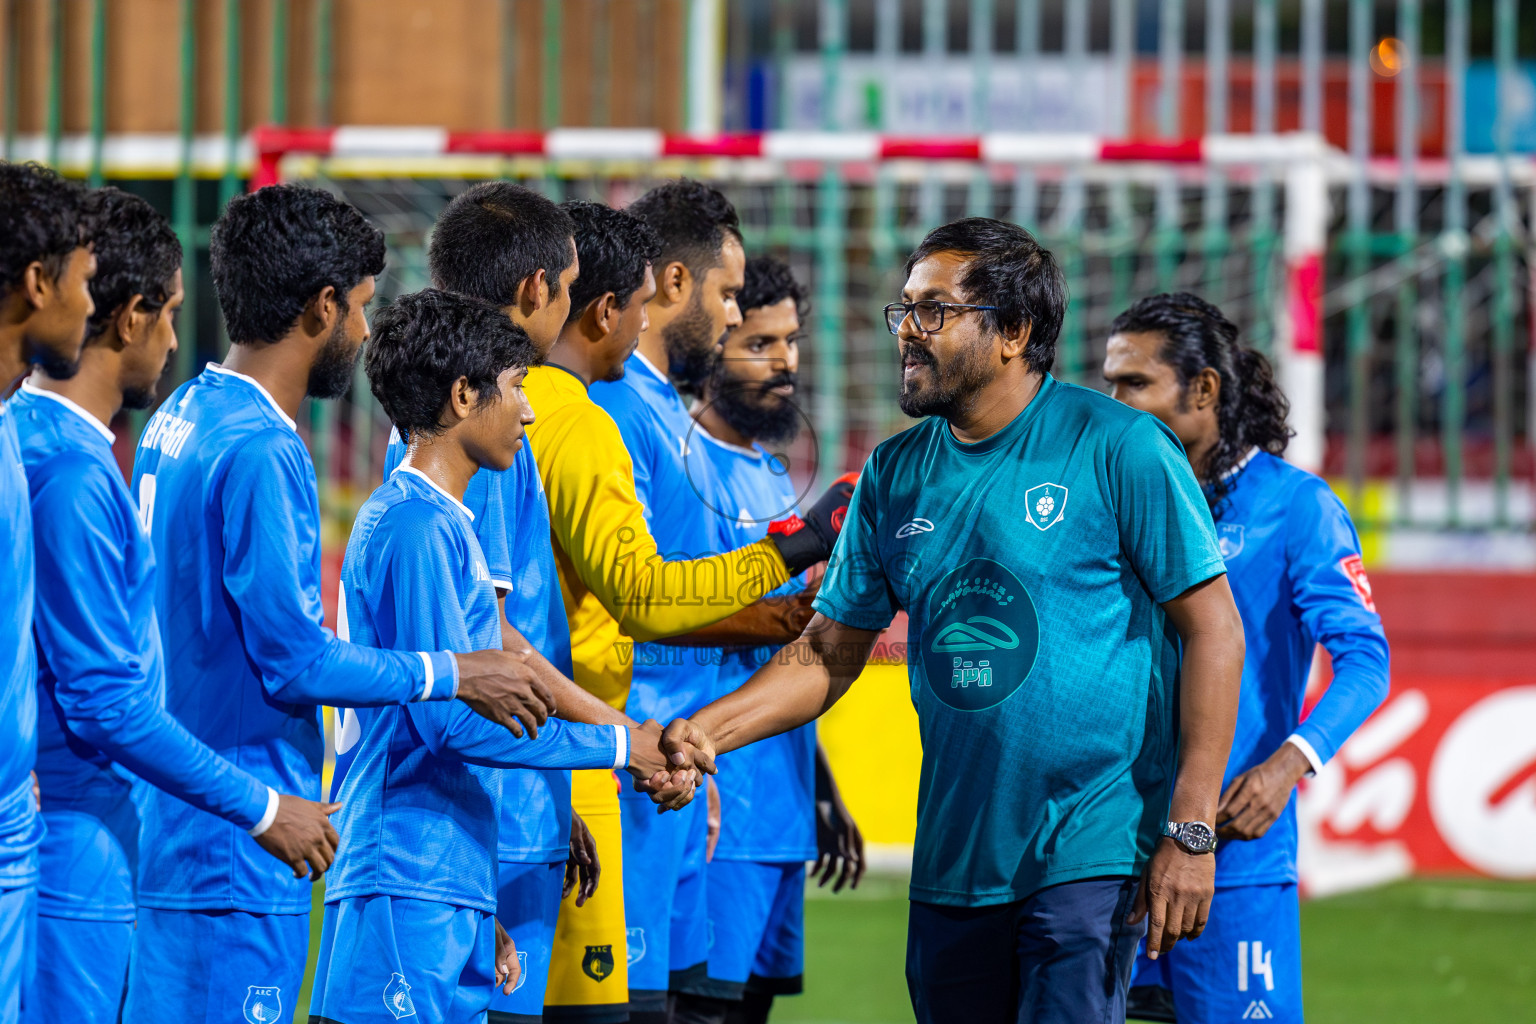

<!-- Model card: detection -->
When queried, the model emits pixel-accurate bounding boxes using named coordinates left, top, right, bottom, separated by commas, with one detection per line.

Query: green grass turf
left=292, top=877, right=1536, bottom=1023
left=777, top=877, right=1536, bottom=1024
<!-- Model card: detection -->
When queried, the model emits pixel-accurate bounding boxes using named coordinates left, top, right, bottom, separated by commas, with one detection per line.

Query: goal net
left=258, top=129, right=1332, bottom=529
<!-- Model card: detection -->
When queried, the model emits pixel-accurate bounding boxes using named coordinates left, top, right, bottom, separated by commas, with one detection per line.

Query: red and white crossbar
left=250, top=125, right=1330, bottom=473
left=250, top=126, right=1327, bottom=189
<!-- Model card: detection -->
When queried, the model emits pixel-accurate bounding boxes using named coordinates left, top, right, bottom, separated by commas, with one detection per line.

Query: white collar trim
left=205, top=363, right=298, bottom=432
left=19, top=381, right=116, bottom=443
left=696, top=427, right=761, bottom=460
left=632, top=351, right=671, bottom=385
left=1221, top=447, right=1260, bottom=482
left=394, top=465, right=475, bottom=521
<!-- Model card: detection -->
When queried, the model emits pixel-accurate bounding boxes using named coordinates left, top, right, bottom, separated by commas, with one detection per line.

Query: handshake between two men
left=461, top=471, right=863, bottom=813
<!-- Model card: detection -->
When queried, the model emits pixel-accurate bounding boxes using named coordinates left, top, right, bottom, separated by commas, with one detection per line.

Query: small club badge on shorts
left=383, top=973, right=416, bottom=1019
left=1024, top=482, right=1068, bottom=531
left=512, top=950, right=528, bottom=994
left=626, top=927, right=646, bottom=966
left=242, top=986, right=282, bottom=1024
left=583, top=944, right=616, bottom=982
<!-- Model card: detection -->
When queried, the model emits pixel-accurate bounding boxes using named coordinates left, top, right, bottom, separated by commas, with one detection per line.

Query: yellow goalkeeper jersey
left=523, top=364, right=792, bottom=710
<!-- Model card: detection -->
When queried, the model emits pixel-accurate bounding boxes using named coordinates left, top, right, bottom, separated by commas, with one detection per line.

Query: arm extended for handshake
left=647, top=575, right=1244, bottom=961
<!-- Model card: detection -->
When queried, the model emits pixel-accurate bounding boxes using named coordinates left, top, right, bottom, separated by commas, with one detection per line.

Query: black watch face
left=1182, top=822, right=1215, bottom=851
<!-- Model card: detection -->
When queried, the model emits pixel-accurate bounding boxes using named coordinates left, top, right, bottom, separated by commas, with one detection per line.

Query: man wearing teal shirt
left=660, top=218, right=1246, bottom=1023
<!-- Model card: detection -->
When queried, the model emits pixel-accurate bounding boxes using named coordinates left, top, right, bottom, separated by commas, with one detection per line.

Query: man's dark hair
left=211, top=184, right=385, bottom=345
left=737, top=255, right=808, bottom=320
left=562, top=200, right=662, bottom=324
left=904, top=217, right=1066, bottom=375
left=366, top=288, right=537, bottom=438
left=0, top=162, right=87, bottom=293
left=1110, top=292, right=1292, bottom=512
left=81, top=188, right=183, bottom=342
left=627, top=178, right=741, bottom=275
left=429, top=181, right=575, bottom=306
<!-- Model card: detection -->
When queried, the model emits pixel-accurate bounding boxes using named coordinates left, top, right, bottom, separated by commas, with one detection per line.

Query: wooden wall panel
left=1, top=0, right=687, bottom=139
left=332, top=0, right=502, bottom=129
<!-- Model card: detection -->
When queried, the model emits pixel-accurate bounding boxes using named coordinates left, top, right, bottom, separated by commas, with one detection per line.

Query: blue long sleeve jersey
left=1213, top=451, right=1390, bottom=887
left=0, top=396, right=42, bottom=890
left=695, top=430, right=816, bottom=864
left=15, top=385, right=274, bottom=920
left=325, top=467, right=625, bottom=912
left=376, top=434, right=578, bottom=865
left=130, top=365, right=458, bottom=915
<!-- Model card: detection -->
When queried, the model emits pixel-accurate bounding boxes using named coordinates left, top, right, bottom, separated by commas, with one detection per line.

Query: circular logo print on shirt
left=922, top=557, right=1040, bottom=712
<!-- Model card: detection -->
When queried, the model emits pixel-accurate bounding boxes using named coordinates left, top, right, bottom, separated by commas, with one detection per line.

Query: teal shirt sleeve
left=1108, top=415, right=1228, bottom=604
left=812, top=457, right=899, bottom=631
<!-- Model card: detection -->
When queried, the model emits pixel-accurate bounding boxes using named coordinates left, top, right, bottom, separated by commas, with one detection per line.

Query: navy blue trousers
left=906, top=877, right=1144, bottom=1024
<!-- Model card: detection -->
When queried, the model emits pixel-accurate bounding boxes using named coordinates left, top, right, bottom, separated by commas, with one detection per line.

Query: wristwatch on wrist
left=1162, top=820, right=1218, bottom=854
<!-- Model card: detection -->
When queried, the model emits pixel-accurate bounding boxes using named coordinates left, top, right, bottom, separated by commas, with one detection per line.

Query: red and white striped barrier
left=249, top=125, right=1330, bottom=474
left=249, top=125, right=1332, bottom=189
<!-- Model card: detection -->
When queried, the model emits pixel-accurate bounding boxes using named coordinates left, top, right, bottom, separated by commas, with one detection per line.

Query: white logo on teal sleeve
left=1024, top=483, right=1068, bottom=530
left=923, top=558, right=1039, bottom=712
left=896, top=517, right=935, bottom=539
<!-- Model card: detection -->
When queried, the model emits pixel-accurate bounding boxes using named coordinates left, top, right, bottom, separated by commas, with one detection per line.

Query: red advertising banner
left=1299, top=677, right=1536, bottom=895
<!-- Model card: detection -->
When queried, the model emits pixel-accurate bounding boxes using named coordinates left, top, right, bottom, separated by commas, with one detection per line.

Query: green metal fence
left=3, top=0, right=1533, bottom=554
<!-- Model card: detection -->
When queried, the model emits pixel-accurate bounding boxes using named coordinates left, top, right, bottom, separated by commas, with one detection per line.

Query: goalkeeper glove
left=766, top=472, right=858, bottom=575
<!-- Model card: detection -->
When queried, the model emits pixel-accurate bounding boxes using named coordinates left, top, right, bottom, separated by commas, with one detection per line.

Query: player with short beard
left=663, top=218, right=1247, bottom=1024
left=0, top=160, right=94, bottom=1024
left=0, top=163, right=95, bottom=389
left=122, top=185, right=562, bottom=1021
left=526, top=197, right=852, bottom=1023
left=381, top=182, right=694, bottom=1024
left=691, top=256, right=865, bottom=1023
left=14, top=188, right=339, bottom=1023
left=1106, top=293, right=1389, bottom=1024
left=575, top=184, right=854, bottom=1023
left=586, top=180, right=749, bottom=1022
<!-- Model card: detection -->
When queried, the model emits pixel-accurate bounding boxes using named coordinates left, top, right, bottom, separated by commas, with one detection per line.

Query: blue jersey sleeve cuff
left=417, top=652, right=460, bottom=701
left=611, top=724, right=630, bottom=770
left=247, top=787, right=280, bottom=837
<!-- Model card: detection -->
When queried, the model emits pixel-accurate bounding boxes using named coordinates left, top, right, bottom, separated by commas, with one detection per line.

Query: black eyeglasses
left=884, top=301, right=999, bottom=335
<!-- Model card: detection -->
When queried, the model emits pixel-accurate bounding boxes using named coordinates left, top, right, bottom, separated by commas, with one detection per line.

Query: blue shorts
left=705, top=860, right=805, bottom=1000
left=1130, top=882, right=1302, bottom=1024
left=25, top=915, right=132, bottom=1023
left=906, top=877, right=1143, bottom=1024
left=619, top=790, right=708, bottom=1010
left=489, top=859, right=565, bottom=1023
left=310, top=894, right=496, bottom=1024
left=122, top=906, right=308, bottom=1022
left=0, top=885, right=36, bottom=1024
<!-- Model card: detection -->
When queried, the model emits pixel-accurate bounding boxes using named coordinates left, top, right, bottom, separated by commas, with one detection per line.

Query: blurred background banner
left=5, top=0, right=1536, bottom=888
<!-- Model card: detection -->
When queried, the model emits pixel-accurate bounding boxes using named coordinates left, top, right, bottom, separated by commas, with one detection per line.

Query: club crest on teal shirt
left=1023, top=481, right=1069, bottom=530
left=923, top=558, right=1040, bottom=712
